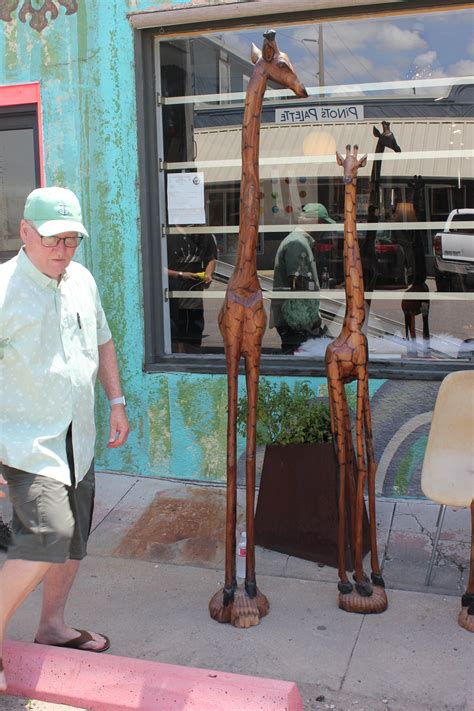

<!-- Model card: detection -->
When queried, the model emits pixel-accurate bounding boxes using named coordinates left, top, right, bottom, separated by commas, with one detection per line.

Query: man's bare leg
left=0, top=558, right=51, bottom=692
left=35, top=559, right=108, bottom=651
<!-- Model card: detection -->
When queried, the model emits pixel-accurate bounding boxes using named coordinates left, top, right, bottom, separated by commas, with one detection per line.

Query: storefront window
left=148, top=6, right=473, bottom=366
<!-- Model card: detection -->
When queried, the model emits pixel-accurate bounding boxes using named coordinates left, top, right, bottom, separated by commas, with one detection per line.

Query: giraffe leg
left=338, top=373, right=388, bottom=614
left=327, top=366, right=352, bottom=595
left=458, top=500, right=474, bottom=633
left=352, top=374, right=371, bottom=596
left=244, top=350, right=259, bottom=599
left=344, top=408, right=357, bottom=562
left=229, top=350, right=269, bottom=629
left=406, top=313, right=417, bottom=355
left=421, top=308, right=430, bottom=354
left=209, top=342, right=240, bottom=623
left=404, top=312, right=410, bottom=340
left=362, top=375, right=388, bottom=613
left=362, top=378, right=385, bottom=588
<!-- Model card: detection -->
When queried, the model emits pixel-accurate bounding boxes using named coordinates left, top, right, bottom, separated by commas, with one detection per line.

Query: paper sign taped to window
left=167, top=172, right=205, bottom=225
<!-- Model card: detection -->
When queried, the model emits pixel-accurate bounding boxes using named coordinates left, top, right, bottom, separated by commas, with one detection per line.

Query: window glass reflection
left=158, top=7, right=474, bottom=359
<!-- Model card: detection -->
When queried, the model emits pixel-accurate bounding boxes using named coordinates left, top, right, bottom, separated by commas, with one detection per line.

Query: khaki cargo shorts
left=1, top=430, right=95, bottom=563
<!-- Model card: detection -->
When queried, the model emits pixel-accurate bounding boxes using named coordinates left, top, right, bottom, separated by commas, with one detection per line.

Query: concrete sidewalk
left=1, top=471, right=472, bottom=710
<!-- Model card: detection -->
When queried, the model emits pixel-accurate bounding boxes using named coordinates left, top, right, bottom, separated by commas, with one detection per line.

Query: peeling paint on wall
left=176, top=375, right=228, bottom=479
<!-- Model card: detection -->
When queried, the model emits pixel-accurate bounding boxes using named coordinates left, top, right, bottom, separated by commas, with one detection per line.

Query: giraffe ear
left=251, top=44, right=261, bottom=64
left=359, top=154, right=368, bottom=168
left=336, top=151, right=344, bottom=166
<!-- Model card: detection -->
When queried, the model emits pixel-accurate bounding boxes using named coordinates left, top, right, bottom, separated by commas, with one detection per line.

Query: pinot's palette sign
left=275, top=104, right=364, bottom=124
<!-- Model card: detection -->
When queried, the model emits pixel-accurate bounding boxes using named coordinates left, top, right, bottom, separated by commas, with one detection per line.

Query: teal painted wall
left=1, top=0, right=163, bottom=475
left=0, top=1, right=438, bottom=495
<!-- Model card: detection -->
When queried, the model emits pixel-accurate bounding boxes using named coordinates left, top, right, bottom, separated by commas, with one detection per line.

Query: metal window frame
left=0, top=103, right=41, bottom=262
left=134, top=2, right=474, bottom=380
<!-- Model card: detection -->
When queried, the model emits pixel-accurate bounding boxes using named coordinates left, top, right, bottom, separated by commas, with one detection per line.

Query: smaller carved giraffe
left=325, top=145, right=388, bottom=615
left=369, top=121, right=401, bottom=214
left=209, top=31, right=307, bottom=628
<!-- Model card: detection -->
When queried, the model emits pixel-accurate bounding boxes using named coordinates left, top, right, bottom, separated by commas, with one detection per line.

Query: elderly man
left=0, top=187, right=130, bottom=692
left=271, top=203, right=334, bottom=353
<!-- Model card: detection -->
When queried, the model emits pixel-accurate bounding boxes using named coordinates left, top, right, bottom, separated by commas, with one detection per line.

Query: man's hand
left=107, top=405, right=130, bottom=448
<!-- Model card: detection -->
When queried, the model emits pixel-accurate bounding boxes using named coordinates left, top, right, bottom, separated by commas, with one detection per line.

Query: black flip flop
left=34, top=628, right=110, bottom=653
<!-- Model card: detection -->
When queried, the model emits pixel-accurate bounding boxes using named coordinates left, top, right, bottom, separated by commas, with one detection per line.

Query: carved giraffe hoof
left=371, top=572, right=386, bottom=588
left=338, top=581, right=354, bottom=595
left=209, top=585, right=269, bottom=628
left=458, top=607, right=474, bottom=633
left=355, top=579, right=373, bottom=597
left=231, top=586, right=269, bottom=628
left=338, top=585, right=388, bottom=614
left=209, top=587, right=233, bottom=624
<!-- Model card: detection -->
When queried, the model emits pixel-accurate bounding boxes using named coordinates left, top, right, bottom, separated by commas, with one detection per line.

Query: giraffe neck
left=230, top=67, right=266, bottom=292
left=343, top=179, right=365, bottom=328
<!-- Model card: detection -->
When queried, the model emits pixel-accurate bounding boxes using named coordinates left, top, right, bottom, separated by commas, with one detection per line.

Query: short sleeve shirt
left=167, top=232, right=218, bottom=290
left=273, top=228, right=319, bottom=289
left=0, top=248, right=112, bottom=485
left=272, top=228, right=321, bottom=331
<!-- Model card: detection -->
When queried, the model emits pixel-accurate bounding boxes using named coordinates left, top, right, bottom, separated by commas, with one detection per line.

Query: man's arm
left=98, top=339, right=130, bottom=448
left=204, top=258, right=216, bottom=284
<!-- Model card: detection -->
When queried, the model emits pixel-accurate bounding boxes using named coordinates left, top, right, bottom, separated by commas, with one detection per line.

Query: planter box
left=255, top=442, right=370, bottom=569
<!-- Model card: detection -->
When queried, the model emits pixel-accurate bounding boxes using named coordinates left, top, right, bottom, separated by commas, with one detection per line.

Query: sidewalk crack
left=90, top=478, right=141, bottom=533
left=281, top=554, right=291, bottom=576
left=410, top=508, right=466, bottom=577
left=339, top=615, right=365, bottom=691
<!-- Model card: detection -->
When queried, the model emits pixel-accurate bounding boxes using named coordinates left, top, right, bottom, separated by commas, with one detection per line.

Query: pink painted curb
left=3, top=640, right=302, bottom=710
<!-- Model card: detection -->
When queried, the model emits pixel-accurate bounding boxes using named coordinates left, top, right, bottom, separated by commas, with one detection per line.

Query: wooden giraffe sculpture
left=362, top=122, right=402, bottom=315
left=325, top=145, right=388, bottom=615
left=209, top=30, right=307, bottom=628
left=369, top=121, right=401, bottom=215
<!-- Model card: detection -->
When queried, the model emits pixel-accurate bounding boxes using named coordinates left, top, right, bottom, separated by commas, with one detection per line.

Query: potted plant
left=237, top=379, right=369, bottom=568
left=237, top=379, right=332, bottom=449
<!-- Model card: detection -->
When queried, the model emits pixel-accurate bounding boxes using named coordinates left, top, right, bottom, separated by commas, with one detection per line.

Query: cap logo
left=57, top=202, right=73, bottom=217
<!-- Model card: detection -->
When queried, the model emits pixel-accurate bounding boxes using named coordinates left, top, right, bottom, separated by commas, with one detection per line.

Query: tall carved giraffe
left=209, top=31, right=307, bottom=628
left=325, top=145, right=388, bottom=614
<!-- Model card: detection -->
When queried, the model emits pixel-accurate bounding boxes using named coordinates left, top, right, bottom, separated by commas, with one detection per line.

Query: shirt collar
left=17, top=246, right=65, bottom=290
left=294, top=226, right=315, bottom=247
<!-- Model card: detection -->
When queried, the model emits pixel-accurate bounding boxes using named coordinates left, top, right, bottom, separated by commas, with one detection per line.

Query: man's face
left=20, top=220, right=79, bottom=281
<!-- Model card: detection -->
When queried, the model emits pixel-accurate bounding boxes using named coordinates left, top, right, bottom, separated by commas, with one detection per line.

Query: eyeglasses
left=40, top=235, right=83, bottom=248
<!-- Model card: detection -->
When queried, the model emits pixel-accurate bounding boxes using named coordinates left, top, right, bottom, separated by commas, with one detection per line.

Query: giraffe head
left=336, top=144, right=367, bottom=184
left=373, top=121, right=401, bottom=153
left=251, top=30, right=308, bottom=98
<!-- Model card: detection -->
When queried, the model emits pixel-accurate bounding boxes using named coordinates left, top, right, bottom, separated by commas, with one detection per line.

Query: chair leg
left=425, top=504, right=447, bottom=586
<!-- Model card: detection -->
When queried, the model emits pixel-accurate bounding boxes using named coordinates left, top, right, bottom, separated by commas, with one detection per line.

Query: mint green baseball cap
left=24, top=186, right=89, bottom=237
left=302, top=203, right=335, bottom=224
